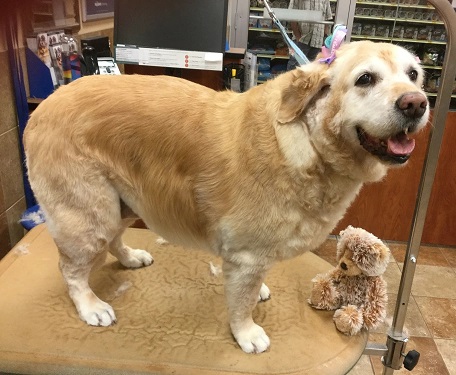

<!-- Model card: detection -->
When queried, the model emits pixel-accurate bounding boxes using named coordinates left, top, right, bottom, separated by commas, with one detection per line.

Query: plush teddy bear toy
left=309, top=225, right=390, bottom=336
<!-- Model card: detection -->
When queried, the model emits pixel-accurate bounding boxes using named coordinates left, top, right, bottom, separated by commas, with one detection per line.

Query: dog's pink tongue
left=387, top=132, right=415, bottom=155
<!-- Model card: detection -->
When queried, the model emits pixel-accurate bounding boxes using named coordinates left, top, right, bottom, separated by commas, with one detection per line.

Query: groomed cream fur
left=24, top=41, right=429, bottom=353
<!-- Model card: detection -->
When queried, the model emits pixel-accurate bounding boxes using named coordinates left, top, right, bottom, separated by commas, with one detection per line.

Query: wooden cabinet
left=422, top=111, right=456, bottom=245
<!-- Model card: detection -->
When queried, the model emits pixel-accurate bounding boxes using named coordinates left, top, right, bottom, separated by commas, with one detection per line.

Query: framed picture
left=82, top=0, right=114, bottom=21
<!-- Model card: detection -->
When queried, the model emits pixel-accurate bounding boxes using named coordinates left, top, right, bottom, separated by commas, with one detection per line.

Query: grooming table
left=0, top=225, right=367, bottom=375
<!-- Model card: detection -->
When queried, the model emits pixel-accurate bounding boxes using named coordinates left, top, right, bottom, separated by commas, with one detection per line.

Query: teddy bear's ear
left=375, top=243, right=391, bottom=274
left=339, top=225, right=354, bottom=237
left=336, top=225, right=355, bottom=261
left=336, top=236, right=347, bottom=262
left=354, top=242, right=390, bottom=277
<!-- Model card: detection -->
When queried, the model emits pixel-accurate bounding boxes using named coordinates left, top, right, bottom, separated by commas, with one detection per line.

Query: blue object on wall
left=20, top=205, right=45, bottom=230
left=26, top=48, right=54, bottom=99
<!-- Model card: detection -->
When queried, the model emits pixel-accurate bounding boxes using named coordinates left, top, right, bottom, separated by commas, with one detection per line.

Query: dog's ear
left=278, top=65, right=330, bottom=124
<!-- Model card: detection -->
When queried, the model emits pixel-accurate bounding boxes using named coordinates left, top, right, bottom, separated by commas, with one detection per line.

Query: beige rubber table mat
left=0, top=224, right=366, bottom=375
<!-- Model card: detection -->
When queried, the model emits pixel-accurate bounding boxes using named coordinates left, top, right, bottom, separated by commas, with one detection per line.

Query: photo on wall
left=82, top=0, right=114, bottom=21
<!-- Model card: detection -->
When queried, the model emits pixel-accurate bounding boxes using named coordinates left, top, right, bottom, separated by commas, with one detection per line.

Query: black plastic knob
left=403, top=350, right=420, bottom=371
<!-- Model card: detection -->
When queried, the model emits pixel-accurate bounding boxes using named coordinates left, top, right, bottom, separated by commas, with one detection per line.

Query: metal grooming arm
left=363, top=0, right=456, bottom=373
left=262, top=0, right=311, bottom=64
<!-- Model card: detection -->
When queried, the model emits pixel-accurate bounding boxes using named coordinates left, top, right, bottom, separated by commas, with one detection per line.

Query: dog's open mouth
left=356, top=127, right=415, bottom=164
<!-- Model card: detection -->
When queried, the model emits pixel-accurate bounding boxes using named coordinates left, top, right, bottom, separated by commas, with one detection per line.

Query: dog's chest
left=222, top=190, right=360, bottom=264
left=215, top=163, right=363, bottom=261
left=276, top=175, right=362, bottom=256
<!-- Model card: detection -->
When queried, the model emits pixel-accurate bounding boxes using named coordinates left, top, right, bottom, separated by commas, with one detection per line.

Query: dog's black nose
left=340, top=262, right=348, bottom=271
left=396, top=92, right=427, bottom=119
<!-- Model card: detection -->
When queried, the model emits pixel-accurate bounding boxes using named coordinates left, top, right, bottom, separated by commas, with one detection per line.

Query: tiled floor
left=312, top=238, right=456, bottom=375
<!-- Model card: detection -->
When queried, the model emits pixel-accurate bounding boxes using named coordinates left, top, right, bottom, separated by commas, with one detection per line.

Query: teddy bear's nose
left=340, top=262, right=348, bottom=271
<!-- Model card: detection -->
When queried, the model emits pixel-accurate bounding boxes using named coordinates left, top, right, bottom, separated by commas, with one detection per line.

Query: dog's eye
left=355, top=73, right=374, bottom=87
left=408, top=69, right=418, bottom=82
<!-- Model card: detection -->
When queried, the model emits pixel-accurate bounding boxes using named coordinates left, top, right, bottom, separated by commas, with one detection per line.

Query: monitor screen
left=114, top=0, right=228, bottom=54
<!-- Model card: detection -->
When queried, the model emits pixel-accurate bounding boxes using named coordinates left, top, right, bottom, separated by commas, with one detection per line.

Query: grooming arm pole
left=363, top=0, right=456, bottom=373
left=262, top=0, right=310, bottom=65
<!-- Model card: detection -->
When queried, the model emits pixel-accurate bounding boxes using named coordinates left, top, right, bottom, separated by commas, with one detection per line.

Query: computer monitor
left=114, top=0, right=228, bottom=71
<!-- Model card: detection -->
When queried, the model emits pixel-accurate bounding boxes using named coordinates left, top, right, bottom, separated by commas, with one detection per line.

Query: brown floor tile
left=368, top=334, right=450, bottom=375
left=435, top=339, right=456, bottom=374
left=347, top=354, right=374, bottom=375
left=387, top=242, right=408, bottom=263
left=414, top=297, right=456, bottom=340
left=417, top=246, right=452, bottom=267
left=311, top=237, right=338, bottom=266
left=371, top=294, right=431, bottom=337
left=388, top=242, right=451, bottom=267
left=383, top=262, right=403, bottom=296
left=402, top=265, right=456, bottom=299
left=440, top=247, right=456, bottom=269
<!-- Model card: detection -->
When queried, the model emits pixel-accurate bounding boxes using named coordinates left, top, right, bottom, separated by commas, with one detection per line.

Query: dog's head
left=278, top=41, right=429, bottom=170
left=327, top=41, right=429, bottom=165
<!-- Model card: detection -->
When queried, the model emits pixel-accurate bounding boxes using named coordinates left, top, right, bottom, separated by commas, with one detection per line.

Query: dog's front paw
left=234, top=323, right=270, bottom=353
left=78, top=298, right=117, bottom=327
left=121, top=247, right=154, bottom=268
left=258, top=283, right=271, bottom=302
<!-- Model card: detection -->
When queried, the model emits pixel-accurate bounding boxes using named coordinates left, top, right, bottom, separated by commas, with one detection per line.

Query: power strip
left=97, top=57, right=121, bottom=75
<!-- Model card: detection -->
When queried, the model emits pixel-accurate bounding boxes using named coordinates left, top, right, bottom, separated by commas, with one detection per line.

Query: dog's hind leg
left=37, top=176, right=132, bottom=326
left=56, top=234, right=116, bottom=326
left=48, top=205, right=122, bottom=326
left=108, top=217, right=154, bottom=268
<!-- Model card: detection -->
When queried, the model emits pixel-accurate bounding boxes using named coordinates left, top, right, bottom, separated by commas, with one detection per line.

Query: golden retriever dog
left=24, top=41, right=429, bottom=353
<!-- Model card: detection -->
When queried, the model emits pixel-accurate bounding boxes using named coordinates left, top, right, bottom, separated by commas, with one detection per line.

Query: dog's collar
left=319, top=25, right=347, bottom=65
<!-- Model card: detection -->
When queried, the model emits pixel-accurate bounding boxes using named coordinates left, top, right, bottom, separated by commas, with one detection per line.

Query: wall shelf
left=256, top=54, right=290, bottom=59
left=354, top=15, right=444, bottom=25
left=357, top=1, right=436, bottom=9
left=351, top=34, right=446, bottom=45
left=249, top=27, right=291, bottom=33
